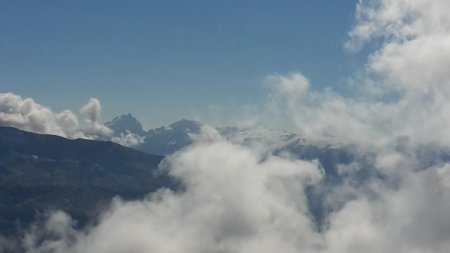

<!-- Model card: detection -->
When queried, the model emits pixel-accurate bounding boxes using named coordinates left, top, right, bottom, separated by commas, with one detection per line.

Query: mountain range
left=0, top=126, right=176, bottom=236
left=106, top=114, right=358, bottom=178
left=2, top=114, right=450, bottom=237
left=106, top=113, right=338, bottom=155
left=106, top=114, right=202, bottom=155
left=103, top=114, right=450, bottom=227
left=0, top=114, right=360, bottom=236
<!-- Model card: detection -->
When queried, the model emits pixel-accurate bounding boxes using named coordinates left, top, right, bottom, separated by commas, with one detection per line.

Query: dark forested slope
left=0, top=126, right=173, bottom=236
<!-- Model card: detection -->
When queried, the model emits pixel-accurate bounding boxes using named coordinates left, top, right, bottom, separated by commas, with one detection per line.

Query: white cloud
left=263, top=0, right=450, bottom=146
left=0, top=92, right=73, bottom=137
left=347, top=0, right=450, bottom=100
left=55, top=110, right=81, bottom=135
left=80, top=97, right=102, bottom=123
left=323, top=163, right=450, bottom=253
left=266, top=73, right=310, bottom=97
left=0, top=93, right=113, bottom=140
left=15, top=128, right=450, bottom=253
left=111, top=130, right=144, bottom=147
left=80, top=98, right=113, bottom=138
left=20, top=129, right=324, bottom=253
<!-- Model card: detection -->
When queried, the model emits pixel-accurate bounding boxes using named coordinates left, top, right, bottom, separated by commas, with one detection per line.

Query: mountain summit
left=139, top=119, right=202, bottom=155
left=105, top=115, right=203, bottom=155
left=105, top=113, right=146, bottom=136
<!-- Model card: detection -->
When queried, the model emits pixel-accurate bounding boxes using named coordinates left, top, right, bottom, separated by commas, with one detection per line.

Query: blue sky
left=1, top=0, right=360, bottom=128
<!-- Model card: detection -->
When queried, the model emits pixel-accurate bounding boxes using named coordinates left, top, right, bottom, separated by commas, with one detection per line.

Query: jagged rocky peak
left=168, top=119, right=202, bottom=133
left=137, top=119, right=202, bottom=156
left=106, top=113, right=146, bottom=136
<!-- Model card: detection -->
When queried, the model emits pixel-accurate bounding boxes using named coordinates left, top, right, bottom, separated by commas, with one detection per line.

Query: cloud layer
left=12, top=127, right=450, bottom=253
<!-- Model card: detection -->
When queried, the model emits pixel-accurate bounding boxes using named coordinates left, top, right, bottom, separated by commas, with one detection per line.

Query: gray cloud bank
left=2, top=0, right=450, bottom=252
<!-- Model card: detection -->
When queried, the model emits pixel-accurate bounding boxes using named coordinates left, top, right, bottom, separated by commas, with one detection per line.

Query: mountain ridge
left=105, top=113, right=146, bottom=136
left=0, top=126, right=175, bottom=236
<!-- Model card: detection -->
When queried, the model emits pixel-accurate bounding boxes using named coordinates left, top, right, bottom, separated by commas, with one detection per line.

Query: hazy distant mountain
left=106, top=115, right=369, bottom=228
left=137, top=119, right=202, bottom=155
left=105, top=114, right=352, bottom=165
left=0, top=126, right=175, bottom=236
left=105, top=113, right=146, bottom=136
left=103, top=115, right=369, bottom=178
left=105, top=114, right=201, bottom=155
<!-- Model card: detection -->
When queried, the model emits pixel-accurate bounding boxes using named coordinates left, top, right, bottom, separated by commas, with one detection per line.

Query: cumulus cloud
left=11, top=127, right=450, bottom=253
left=80, top=98, right=102, bottom=123
left=0, top=93, right=113, bottom=140
left=347, top=0, right=450, bottom=99
left=80, top=98, right=113, bottom=138
left=111, top=130, right=145, bottom=147
left=323, top=163, right=450, bottom=253
left=266, top=72, right=310, bottom=97
left=0, top=92, right=77, bottom=137
left=16, top=128, right=325, bottom=253
left=263, top=0, right=450, bottom=146
left=0, top=93, right=144, bottom=147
